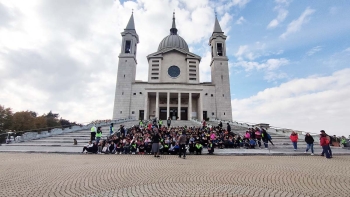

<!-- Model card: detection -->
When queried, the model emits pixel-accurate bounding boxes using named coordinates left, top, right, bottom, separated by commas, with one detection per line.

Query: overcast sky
left=0, top=0, right=349, bottom=136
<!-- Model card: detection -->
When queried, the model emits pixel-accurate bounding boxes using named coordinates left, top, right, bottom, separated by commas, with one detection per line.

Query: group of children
left=82, top=120, right=274, bottom=154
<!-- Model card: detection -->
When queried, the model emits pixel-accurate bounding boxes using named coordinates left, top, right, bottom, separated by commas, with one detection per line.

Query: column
left=166, top=92, right=170, bottom=119
left=188, top=92, right=192, bottom=120
left=144, top=92, right=148, bottom=120
left=155, top=92, right=159, bottom=118
left=199, top=93, right=203, bottom=121
left=178, top=92, right=181, bottom=120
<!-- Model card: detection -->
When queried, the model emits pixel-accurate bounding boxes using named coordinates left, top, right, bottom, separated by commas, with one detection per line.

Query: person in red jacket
left=290, top=131, right=299, bottom=151
left=320, top=130, right=332, bottom=159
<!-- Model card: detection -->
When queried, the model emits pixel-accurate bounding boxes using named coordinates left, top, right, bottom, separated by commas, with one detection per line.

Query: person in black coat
left=304, top=133, right=315, bottom=155
left=227, top=123, right=231, bottom=133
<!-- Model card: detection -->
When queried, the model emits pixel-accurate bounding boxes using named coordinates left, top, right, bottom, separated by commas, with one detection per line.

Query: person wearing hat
left=320, top=130, right=332, bottom=158
left=178, top=130, right=187, bottom=159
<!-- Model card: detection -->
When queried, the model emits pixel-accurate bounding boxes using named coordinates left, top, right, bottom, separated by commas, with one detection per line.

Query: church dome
left=158, top=34, right=189, bottom=52
left=157, top=12, right=189, bottom=52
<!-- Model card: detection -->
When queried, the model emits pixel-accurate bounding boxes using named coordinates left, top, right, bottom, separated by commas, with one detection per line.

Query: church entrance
left=159, top=107, right=188, bottom=120
left=159, top=108, right=167, bottom=120
left=181, top=107, right=187, bottom=120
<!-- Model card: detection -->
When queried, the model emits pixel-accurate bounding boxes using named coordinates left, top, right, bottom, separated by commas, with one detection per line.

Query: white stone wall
left=119, top=83, right=217, bottom=120
left=112, top=57, right=137, bottom=120
left=210, top=59, right=233, bottom=121
left=160, top=52, right=187, bottom=83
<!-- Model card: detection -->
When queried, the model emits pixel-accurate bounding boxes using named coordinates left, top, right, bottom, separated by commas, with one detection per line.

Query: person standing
left=96, top=127, right=102, bottom=145
left=219, top=121, right=223, bottom=128
left=167, top=117, right=171, bottom=128
left=109, top=123, right=114, bottom=136
left=290, top=131, right=299, bottom=151
left=227, top=123, right=231, bottom=133
left=304, top=133, right=314, bottom=155
left=158, top=119, right=163, bottom=129
left=90, top=125, right=97, bottom=141
left=152, top=129, right=161, bottom=158
left=320, top=130, right=332, bottom=158
left=178, top=130, right=187, bottom=159
left=320, top=131, right=332, bottom=159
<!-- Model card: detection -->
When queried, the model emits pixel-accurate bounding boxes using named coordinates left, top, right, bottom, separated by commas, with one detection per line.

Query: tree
left=0, top=105, right=13, bottom=133
left=11, top=111, right=36, bottom=131
left=34, top=116, right=47, bottom=129
left=46, top=111, right=60, bottom=128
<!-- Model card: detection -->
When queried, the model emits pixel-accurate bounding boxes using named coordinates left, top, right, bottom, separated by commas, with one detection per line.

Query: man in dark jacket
left=178, top=131, right=187, bottom=159
left=304, top=133, right=314, bottom=155
left=227, top=123, right=231, bottom=133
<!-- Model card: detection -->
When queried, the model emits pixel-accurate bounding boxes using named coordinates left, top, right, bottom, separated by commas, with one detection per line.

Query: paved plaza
left=0, top=153, right=349, bottom=197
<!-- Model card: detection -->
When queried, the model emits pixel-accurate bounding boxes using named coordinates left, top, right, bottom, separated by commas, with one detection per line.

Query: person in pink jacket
left=244, top=131, right=250, bottom=140
left=290, top=131, right=299, bottom=151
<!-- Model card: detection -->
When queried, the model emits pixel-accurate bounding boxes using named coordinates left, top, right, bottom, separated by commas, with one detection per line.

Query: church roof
left=213, top=15, right=223, bottom=33
left=158, top=12, right=189, bottom=52
left=125, top=12, right=136, bottom=30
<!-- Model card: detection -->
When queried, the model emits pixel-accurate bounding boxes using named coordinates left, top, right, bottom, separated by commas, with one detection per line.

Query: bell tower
left=113, top=12, right=139, bottom=119
left=209, top=15, right=232, bottom=121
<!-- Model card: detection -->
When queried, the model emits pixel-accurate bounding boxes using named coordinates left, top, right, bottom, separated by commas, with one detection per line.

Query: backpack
left=267, top=134, right=272, bottom=140
left=325, top=136, right=330, bottom=144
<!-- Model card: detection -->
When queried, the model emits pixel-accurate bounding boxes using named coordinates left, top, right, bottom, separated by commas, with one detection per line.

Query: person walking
left=152, top=129, right=161, bottom=158
left=167, top=117, right=171, bottom=128
left=320, top=130, right=332, bottom=158
left=320, top=130, right=332, bottom=159
left=178, top=130, right=187, bottom=159
left=304, top=133, right=314, bottom=155
left=90, top=124, right=97, bottom=141
left=261, top=129, right=269, bottom=149
left=290, top=131, right=299, bottom=151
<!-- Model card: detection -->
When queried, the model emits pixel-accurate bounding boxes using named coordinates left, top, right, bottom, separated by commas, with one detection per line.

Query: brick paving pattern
left=0, top=153, right=349, bottom=197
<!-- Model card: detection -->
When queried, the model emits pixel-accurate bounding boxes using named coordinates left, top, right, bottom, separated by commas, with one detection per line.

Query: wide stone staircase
left=0, top=119, right=348, bottom=155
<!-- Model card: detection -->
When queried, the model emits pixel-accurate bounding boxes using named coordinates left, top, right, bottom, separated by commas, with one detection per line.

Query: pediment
left=147, top=48, right=201, bottom=61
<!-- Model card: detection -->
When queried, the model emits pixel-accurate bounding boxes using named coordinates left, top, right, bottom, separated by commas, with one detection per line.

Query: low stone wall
left=14, top=118, right=135, bottom=143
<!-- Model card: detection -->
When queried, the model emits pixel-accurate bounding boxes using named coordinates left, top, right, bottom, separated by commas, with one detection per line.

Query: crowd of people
left=82, top=119, right=343, bottom=160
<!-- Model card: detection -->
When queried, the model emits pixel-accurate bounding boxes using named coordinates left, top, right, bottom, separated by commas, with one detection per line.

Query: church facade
left=113, top=13, right=232, bottom=121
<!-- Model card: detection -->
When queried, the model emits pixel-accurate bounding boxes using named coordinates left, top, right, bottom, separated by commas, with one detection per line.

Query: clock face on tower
left=168, top=65, right=180, bottom=78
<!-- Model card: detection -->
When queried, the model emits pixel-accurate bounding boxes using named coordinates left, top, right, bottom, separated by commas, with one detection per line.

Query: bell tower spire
left=113, top=11, right=140, bottom=119
left=209, top=14, right=232, bottom=121
left=170, top=12, right=178, bottom=35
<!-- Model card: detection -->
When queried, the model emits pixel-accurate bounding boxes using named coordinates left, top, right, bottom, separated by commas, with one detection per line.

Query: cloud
left=306, top=46, right=322, bottom=56
left=280, top=7, right=315, bottom=38
left=0, top=0, right=236, bottom=123
left=234, top=58, right=289, bottom=71
left=231, top=68, right=350, bottom=136
left=267, top=9, right=288, bottom=29
left=236, top=16, right=245, bottom=24
left=267, top=0, right=291, bottom=29
left=214, top=0, right=250, bottom=13
left=322, top=47, right=350, bottom=69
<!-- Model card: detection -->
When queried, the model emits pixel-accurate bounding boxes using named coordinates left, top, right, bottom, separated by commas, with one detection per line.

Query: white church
left=113, top=12, right=233, bottom=121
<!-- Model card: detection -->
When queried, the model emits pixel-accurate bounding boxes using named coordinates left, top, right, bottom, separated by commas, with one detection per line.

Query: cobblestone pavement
left=0, top=153, right=349, bottom=197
